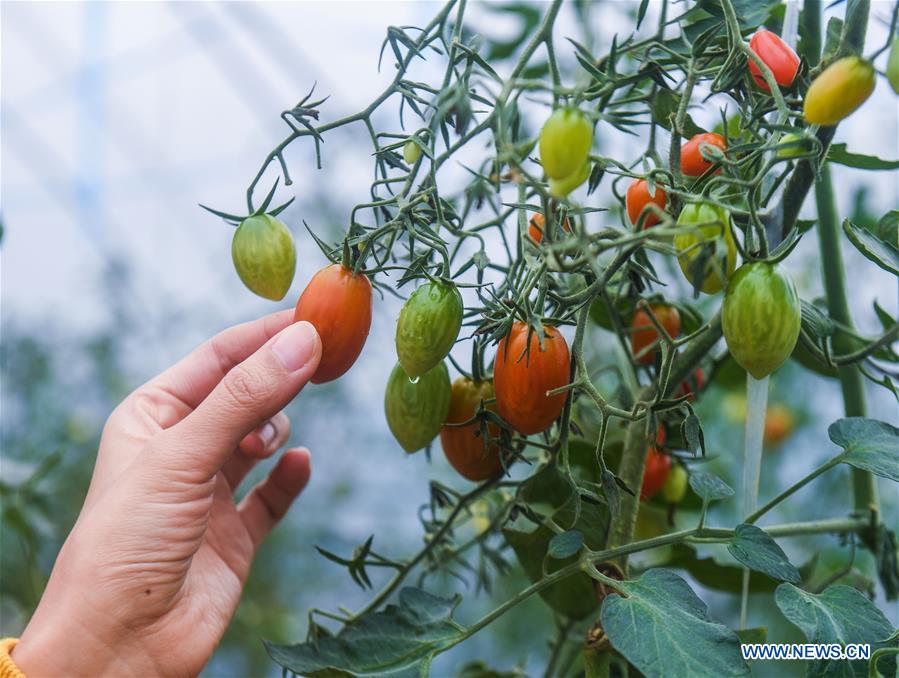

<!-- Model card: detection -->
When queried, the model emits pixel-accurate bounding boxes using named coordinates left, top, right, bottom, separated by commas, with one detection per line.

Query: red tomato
left=293, top=264, right=372, bottom=384
left=748, top=30, right=800, bottom=91
left=626, top=179, right=668, bottom=229
left=677, top=367, right=706, bottom=401
left=528, top=213, right=571, bottom=244
left=640, top=447, right=672, bottom=501
left=681, top=133, right=726, bottom=177
left=440, top=378, right=503, bottom=481
left=494, top=322, right=571, bottom=435
left=630, top=305, right=681, bottom=365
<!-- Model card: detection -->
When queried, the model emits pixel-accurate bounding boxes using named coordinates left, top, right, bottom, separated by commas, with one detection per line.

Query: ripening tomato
left=640, top=447, right=671, bottom=501
left=630, top=304, right=681, bottom=365
left=539, top=108, right=593, bottom=180
left=440, top=378, right=503, bottom=481
left=764, top=403, right=795, bottom=447
left=528, top=213, right=571, bottom=244
left=678, top=367, right=705, bottom=401
left=803, top=56, right=875, bottom=125
left=384, top=360, right=451, bottom=453
left=748, top=30, right=800, bottom=91
left=494, top=322, right=571, bottom=435
left=403, top=139, right=422, bottom=164
left=231, top=214, right=297, bottom=301
left=680, top=133, right=727, bottom=177
left=662, top=464, right=688, bottom=503
left=674, top=202, right=737, bottom=294
left=293, top=264, right=372, bottom=383
left=395, top=281, right=463, bottom=379
left=722, top=262, right=801, bottom=379
left=626, top=179, right=668, bottom=229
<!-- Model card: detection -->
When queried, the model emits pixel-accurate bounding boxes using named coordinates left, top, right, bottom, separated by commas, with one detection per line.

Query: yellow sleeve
left=0, top=639, right=25, bottom=678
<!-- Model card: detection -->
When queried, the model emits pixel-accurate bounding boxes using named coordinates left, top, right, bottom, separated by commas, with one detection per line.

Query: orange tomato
left=626, top=178, right=668, bottom=229
left=640, top=447, right=671, bottom=501
left=764, top=403, right=795, bottom=447
left=293, top=264, right=372, bottom=384
left=681, top=133, right=727, bottom=177
left=630, top=305, right=681, bottom=365
left=440, top=378, right=503, bottom=481
left=528, top=213, right=571, bottom=244
left=494, top=322, right=571, bottom=435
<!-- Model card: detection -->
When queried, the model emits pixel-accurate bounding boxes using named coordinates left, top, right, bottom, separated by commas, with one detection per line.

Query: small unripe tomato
left=626, top=178, right=668, bottom=229
left=384, top=360, right=451, bottom=453
left=640, top=447, right=671, bottom=501
left=494, top=322, right=571, bottom=435
left=539, top=108, right=593, bottom=180
left=395, top=281, right=463, bottom=379
left=764, top=403, right=795, bottom=447
left=888, top=37, right=899, bottom=94
left=662, top=464, right=689, bottom=504
left=528, top=213, right=571, bottom=244
left=403, top=139, right=422, bottom=164
left=674, top=202, right=737, bottom=294
left=630, top=304, right=681, bottom=365
left=548, top=160, right=591, bottom=198
left=231, top=214, right=297, bottom=301
left=722, top=262, right=801, bottom=379
left=293, top=264, right=372, bottom=383
left=680, top=133, right=726, bottom=177
left=748, top=29, right=800, bottom=91
left=440, top=378, right=503, bottom=481
left=677, top=367, right=705, bottom=401
left=776, top=132, right=814, bottom=159
left=803, top=56, right=875, bottom=126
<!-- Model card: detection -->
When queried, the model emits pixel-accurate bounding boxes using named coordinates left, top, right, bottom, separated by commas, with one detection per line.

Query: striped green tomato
left=384, top=360, right=452, bottom=453
left=395, top=281, right=463, bottom=378
left=722, top=262, right=801, bottom=379
left=674, top=202, right=737, bottom=295
left=231, top=214, right=297, bottom=301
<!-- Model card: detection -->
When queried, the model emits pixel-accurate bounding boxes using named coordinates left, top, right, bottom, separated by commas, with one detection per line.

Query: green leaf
left=876, top=210, right=898, bottom=245
left=843, top=219, right=899, bottom=276
left=829, top=418, right=899, bottom=482
left=801, top=299, right=835, bottom=339
left=727, top=524, right=801, bottom=583
left=827, top=144, right=899, bottom=171
left=548, top=530, right=584, bottom=559
left=264, top=587, right=462, bottom=676
left=775, top=583, right=897, bottom=677
left=688, top=471, right=734, bottom=502
left=601, top=569, right=750, bottom=677
left=734, top=627, right=768, bottom=644
left=649, top=89, right=706, bottom=139
left=681, top=414, right=706, bottom=456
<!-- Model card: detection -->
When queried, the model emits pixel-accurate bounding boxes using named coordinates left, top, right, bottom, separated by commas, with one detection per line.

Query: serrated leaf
left=827, top=144, right=899, bottom=171
left=829, top=417, right=899, bottom=482
left=265, top=587, right=462, bottom=676
left=843, top=219, right=899, bottom=276
left=775, top=583, right=896, bottom=677
left=688, top=471, right=734, bottom=502
left=601, top=569, right=750, bottom=677
left=727, top=524, right=801, bottom=583
left=548, top=530, right=584, bottom=559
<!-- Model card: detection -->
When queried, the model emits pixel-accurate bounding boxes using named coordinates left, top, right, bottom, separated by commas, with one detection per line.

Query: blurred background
left=1, top=2, right=896, bottom=676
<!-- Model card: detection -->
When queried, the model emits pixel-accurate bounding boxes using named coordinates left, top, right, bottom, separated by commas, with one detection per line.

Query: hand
left=12, top=311, right=321, bottom=677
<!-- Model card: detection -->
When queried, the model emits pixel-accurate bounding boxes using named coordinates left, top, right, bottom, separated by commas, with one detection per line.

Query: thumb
left=149, top=321, right=321, bottom=480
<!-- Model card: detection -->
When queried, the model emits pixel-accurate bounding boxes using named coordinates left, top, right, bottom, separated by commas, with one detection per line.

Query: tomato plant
left=803, top=56, right=876, bottom=125
left=293, top=264, right=372, bottom=383
left=440, top=377, right=503, bottom=481
left=384, top=360, right=451, bottom=453
left=680, top=132, right=726, bottom=177
left=748, top=29, right=800, bottom=91
left=630, top=304, right=681, bottom=365
left=494, top=322, right=570, bottom=435
left=231, top=214, right=297, bottom=301
left=625, top=178, right=667, bottom=229
left=395, top=280, right=463, bottom=378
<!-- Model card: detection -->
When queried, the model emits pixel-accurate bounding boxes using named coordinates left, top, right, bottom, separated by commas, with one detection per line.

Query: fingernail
left=258, top=421, right=277, bottom=448
left=271, top=321, right=319, bottom=371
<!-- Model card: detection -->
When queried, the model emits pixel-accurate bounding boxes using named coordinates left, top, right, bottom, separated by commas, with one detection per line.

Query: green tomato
left=395, top=281, right=463, bottom=378
left=674, top=202, right=737, bottom=295
left=549, top=160, right=591, bottom=198
left=887, top=37, right=899, bottom=95
left=384, top=360, right=451, bottom=453
left=723, top=262, right=801, bottom=379
left=776, top=132, right=813, bottom=159
left=403, top=139, right=422, bottom=165
left=231, top=214, right=297, bottom=301
left=662, top=465, right=688, bottom=504
left=539, top=108, right=593, bottom=180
